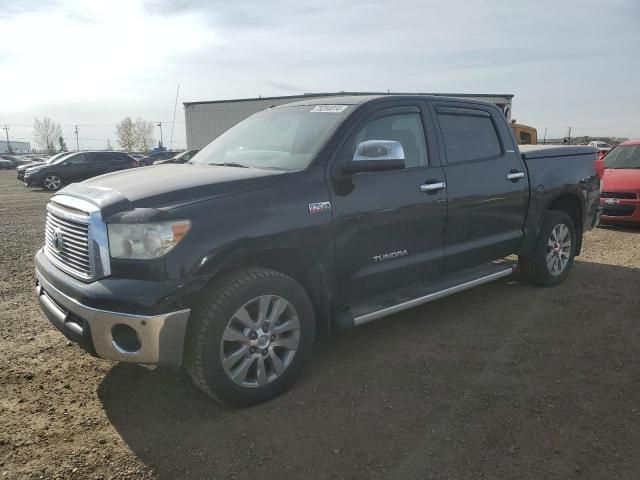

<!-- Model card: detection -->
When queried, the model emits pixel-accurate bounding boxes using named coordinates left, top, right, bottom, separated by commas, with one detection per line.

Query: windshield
left=50, top=152, right=76, bottom=165
left=604, top=145, right=640, bottom=169
left=47, top=152, right=70, bottom=164
left=190, top=104, right=351, bottom=170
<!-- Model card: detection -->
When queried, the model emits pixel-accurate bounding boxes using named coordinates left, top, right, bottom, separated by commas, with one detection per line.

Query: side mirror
left=342, top=140, right=405, bottom=174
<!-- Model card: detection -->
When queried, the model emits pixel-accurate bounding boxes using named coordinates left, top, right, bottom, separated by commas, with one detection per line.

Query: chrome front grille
left=45, top=208, right=93, bottom=279
left=43, top=195, right=111, bottom=282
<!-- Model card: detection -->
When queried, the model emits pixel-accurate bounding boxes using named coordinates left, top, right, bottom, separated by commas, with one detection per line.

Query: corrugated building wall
left=184, top=92, right=513, bottom=150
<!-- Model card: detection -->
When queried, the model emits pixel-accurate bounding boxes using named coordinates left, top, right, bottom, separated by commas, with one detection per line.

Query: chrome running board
left=353, top=266, right=515, bottom=327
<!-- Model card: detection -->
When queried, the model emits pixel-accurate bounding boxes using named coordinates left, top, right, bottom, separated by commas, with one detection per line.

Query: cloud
left=1, top=0, right=639, bottom=149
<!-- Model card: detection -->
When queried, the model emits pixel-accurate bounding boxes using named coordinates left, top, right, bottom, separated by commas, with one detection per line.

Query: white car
left=588, top=141, right=612, bottom=154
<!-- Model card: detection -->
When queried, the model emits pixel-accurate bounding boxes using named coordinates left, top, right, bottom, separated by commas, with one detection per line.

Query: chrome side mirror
left=343, top=140, right=405, bottom=174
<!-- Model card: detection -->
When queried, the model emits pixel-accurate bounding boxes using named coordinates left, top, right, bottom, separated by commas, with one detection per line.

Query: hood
left=57, top=164, right=284, bottom=216
left=18, top=161, right=42, bottom=171
left=602, top=168, right=640, bottom=192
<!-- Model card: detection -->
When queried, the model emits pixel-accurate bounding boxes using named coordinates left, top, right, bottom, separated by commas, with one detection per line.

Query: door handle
left=506, top=171, right=525, bottom=181
left=420, top=181, right=446, bottom=193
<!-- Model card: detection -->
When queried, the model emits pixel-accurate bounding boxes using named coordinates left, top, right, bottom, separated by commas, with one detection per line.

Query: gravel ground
left=1, top=169, right=639, bottom=480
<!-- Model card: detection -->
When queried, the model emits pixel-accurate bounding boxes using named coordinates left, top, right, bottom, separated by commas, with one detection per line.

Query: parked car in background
left=0, top=154, right=33, bottom=168
left=153, top=149, right=199, bottom=165
left=139, top=150, right=180, bottom=166
left=599, top=139, right=640, bottom=224
left=35, top=95, right=600, bottom=406
left=0, top=159, right=13, bottom=169
left=16, top=152, right=70, bottom=180
left=23, top=151, right=137, bottom=191
left=588, top=141, right=612, bottom=156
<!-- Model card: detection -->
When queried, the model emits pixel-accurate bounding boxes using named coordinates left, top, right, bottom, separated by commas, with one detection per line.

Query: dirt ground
left=1, top=169, right=639, bottom=480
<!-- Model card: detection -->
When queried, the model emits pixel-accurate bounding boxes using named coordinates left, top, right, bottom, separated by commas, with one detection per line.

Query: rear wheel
left=42, top=174, right=63, bottom=191
left=185, top=267, right=315, bottom=406
left=519, top=210, right=577, bottom=287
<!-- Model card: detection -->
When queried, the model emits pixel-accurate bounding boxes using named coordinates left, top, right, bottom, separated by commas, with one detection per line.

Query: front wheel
left=42, top=174, right=63, bottom=191
left=519, top=210, right=577, bottom=287
left=185, top=267, right=315, bottom=406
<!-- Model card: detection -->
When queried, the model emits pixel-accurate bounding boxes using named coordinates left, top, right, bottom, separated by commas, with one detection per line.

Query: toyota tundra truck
left=35, top=95, right=601, bottom=406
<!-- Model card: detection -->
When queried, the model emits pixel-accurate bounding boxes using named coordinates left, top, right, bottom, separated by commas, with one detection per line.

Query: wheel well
left=548, top=194, right=583, bottom=254
left=218, top=249, right=331, bottom=337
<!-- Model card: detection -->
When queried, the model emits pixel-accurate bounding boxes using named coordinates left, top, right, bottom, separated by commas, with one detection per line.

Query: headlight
left=107, top=220, right=191, bottom=259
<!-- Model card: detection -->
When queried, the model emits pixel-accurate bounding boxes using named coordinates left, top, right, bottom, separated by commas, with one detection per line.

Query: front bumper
left=35, top=260, right=191, bottom=367
left=23, top=174, right=42, bottom=187
left=600, top=197, right=640, bottom=224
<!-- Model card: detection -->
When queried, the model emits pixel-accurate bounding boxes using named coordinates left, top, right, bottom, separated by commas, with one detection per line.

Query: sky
left=1, top=0, right=639, bottom=150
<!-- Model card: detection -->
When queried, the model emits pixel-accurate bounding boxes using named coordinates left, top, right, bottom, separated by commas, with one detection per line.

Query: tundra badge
left=373, top=250, right=409, bottom=263
left=308, top=201, right=332, bottom=215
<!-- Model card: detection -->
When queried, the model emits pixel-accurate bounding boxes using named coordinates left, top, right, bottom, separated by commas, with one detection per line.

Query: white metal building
left=184, top=92, right=514, bottom=150
left=0, top=140, right=30, bottom=153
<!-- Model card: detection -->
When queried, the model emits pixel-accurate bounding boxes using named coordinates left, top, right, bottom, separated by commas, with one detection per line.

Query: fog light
left=111, top=324, right=141, bottom=353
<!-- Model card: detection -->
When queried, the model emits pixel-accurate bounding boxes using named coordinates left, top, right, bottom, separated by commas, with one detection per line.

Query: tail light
left=594, top=158, right=605, bottom=179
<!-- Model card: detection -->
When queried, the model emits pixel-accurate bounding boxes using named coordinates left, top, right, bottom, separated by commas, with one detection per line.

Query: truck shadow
left=98, top=259, right=640, bottom=479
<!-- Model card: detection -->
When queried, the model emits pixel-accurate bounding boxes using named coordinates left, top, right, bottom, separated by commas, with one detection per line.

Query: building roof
left=183, top=91, right=514, bottom=107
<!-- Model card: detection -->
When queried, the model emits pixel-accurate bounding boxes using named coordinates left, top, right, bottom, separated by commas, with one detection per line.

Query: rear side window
left=436, top=108, right=502, bottom=163
left=87, top=152, right=110, bottom=162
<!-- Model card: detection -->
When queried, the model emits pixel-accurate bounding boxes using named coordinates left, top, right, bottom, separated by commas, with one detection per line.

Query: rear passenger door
left=84, top=153, right=112, bottom=179
left=430, top=102, right=529, bottom=272
left=109, top=153, right=134, bottom=172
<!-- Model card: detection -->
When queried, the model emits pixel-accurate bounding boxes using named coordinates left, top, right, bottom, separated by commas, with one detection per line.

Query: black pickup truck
left=34, top=95, right=600, bottom=406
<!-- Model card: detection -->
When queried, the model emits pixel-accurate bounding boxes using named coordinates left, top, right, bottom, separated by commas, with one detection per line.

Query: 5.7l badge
left=308, top=201, right=332, bottom=215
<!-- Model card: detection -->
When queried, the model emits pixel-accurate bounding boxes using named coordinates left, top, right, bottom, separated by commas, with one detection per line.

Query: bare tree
left=116, top=117, right=136, bottom=152
left=105, top=139, right=113, bottom=151
left=134, top=118, right=155, bottom=152
left=33, top=117, right=62, bottom=153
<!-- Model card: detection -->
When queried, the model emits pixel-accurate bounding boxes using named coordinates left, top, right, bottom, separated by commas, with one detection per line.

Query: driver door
left=60, top=153, right=89, bottom=183
left=328, top=104, right=447, bottom=306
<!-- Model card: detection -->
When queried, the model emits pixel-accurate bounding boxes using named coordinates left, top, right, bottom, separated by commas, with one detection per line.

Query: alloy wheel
left=220, top=295, right=301, bottom=388
left=546, top=223, right=572, bottom=276
left=44, top=175, right=61, bottom=191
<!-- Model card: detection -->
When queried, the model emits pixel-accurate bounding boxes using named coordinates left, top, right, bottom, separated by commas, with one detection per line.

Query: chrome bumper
left=36, top=268, right=191, bottom=367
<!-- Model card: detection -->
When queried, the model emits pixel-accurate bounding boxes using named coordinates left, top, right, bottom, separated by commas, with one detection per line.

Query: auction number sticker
left=310, top=105, right=348, bottom=113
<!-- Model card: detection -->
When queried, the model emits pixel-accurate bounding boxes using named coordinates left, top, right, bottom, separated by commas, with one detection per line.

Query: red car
left=598, top=139, right=640, bottom=224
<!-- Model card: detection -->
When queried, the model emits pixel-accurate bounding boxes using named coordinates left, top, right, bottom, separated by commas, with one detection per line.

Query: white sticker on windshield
left=310, top=105, right=348, bottom=113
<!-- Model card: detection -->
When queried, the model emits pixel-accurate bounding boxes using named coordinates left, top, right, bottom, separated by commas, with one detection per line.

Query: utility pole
left=543, top=128, right=547, bottom=144
left=74, top=125, right=80, bottom=151
left=157, top=122, right=164, bottom=149
left=2, top=125, right=10, bottom=153
left=567, top=126, right=572, bottom=145
left=169, top=84, right=179, bottom=150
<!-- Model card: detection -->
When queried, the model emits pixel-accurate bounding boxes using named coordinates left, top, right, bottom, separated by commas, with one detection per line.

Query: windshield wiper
left=206, top=162, right=252, bottom=168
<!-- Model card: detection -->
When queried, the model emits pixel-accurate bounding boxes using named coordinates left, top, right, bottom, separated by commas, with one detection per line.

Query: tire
left=518, top=210, right=577, bottom=287
left=185, top=267, right=316, bottom=407
left=42, top=173, right=63, bottom=191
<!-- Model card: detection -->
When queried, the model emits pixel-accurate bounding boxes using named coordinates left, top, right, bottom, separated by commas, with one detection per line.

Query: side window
left=86, top=153, right=104, bottom=163
left=65, top=153, right=86, bottom=165
left=436, top=108, right=502, bottom=163
left=344, top=112, right=428, bottom=168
